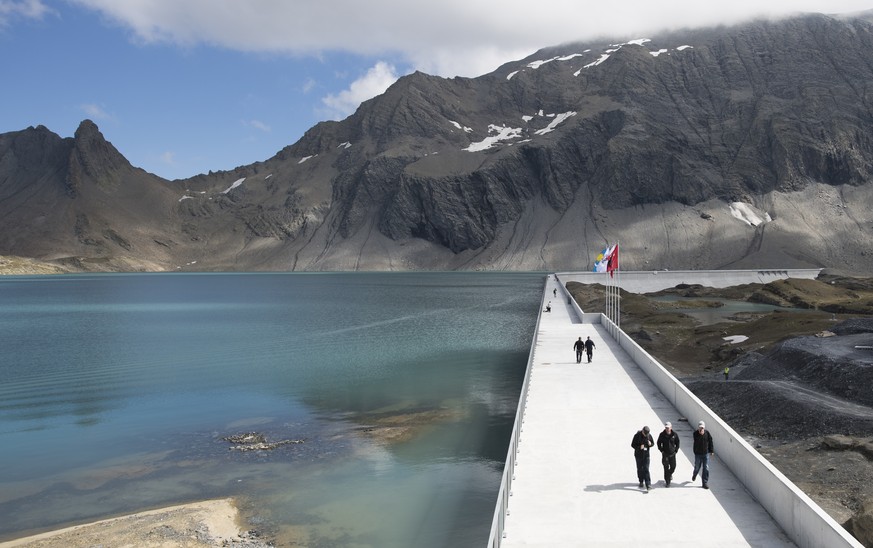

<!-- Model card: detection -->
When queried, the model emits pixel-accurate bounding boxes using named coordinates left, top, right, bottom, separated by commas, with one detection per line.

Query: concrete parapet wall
left=602, top=316, right=862, bottom=548
left=554, top=274, right=601, bottom=324
left=557, top=269, right=822, bottom=294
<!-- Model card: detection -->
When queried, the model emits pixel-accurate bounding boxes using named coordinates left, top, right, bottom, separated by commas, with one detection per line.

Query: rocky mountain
left=2, top=12, right=873, bottom=273
left=0, top=120, right=182, bottom=271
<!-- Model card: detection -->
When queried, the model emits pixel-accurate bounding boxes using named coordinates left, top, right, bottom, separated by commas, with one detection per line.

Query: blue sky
left=1, top=0, right=870, bottom=181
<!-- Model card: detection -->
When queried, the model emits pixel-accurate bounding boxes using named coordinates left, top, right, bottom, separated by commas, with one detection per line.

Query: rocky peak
left=0, top=125, right=69, bottom=175
left=66, top=119, right=134, bottom=196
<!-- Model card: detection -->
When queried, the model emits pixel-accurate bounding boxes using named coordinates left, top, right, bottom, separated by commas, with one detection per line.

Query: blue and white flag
left=593, top=244, right=615, bottom=272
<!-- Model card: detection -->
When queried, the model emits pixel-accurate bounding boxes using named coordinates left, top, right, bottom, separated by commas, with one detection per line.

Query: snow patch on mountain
left=450, top=120, right=473, bottom=133
left=464, top=125, right=523, bottom=152
left=221, top=177, right=246, bottom=194
left=534, top=112, right=577, bottom=135
left=583, top=53, right=611, bottom=69
left=527, top=56, right=558, bottom=69
left=527, top=53, right=586, bottom=70
left=730, top=202, right=772, bottom=226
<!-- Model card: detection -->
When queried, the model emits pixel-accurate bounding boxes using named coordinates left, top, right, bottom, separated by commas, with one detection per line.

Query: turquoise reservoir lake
left=0, top=272, right=542, bottom=547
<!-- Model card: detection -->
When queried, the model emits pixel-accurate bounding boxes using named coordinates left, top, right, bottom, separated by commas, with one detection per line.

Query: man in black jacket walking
left=631, top=426, right=654, bottom=490
left=573, top=337, right=584, bottom=363
left=692, top=420, right=715, bottom=489
left=657, top=422, right=680, bottom=487
left=584, top=336, right=595, bottom=363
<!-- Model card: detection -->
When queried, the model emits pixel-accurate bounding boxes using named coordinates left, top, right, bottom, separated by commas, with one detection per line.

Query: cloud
left=301, top=78, right=316, bottom=94
left=80, top=103, right=114, bottom=121
left=0, top=0, right=54, bottom=24
left=67, top=1, right=873, bottom=77
left=160, top=151, right=176, bottom=165
left=244, top=119, right=271, bottom=132
left=321, top=61, right=399, bottom=120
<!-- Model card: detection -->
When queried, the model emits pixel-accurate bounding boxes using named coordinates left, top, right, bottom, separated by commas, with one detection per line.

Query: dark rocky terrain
left=568, top=275, right=873, bottom=546
left=2, top=12, right=873, bottom=272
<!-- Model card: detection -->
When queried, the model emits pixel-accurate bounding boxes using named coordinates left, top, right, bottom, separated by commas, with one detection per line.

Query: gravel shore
left=0, top=499, right=272, bottom=548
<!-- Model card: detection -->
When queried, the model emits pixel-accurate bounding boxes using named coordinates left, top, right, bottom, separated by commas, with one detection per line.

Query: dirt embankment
left=568, top=275, right=873, bottom=546
left=0, top=256, right=71, bottom=275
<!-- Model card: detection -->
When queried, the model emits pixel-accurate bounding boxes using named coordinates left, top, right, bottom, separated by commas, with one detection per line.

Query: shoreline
left=0, top=499, right=270, bottom=548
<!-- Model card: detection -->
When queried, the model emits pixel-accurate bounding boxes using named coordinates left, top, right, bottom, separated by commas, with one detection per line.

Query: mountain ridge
left=2, top=12, right=873, bottom=273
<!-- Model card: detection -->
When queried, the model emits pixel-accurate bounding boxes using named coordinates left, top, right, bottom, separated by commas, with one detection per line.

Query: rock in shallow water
left=222, top=432, right=304, bottom=451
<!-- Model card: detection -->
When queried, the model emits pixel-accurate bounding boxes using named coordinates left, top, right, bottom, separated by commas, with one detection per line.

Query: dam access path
left=489, top=270, right=861, bottom=548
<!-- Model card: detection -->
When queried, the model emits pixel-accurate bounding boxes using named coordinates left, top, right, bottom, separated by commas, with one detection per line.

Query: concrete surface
left=500, top=275, right=797, bottom=547
left=556, top=269, right=822, bottom=294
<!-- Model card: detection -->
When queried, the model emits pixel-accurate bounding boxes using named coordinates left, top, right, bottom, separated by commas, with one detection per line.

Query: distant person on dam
left=692, top=421, right=715, bottom=489
left=584, top=336, right=595, bottom=363
left=631, top=425, right=654, bottom=491
left=657, top=422, right=680, bottom=487
left=724, top=366, right=730, bottom=380
left=573, top=337, right=584, bottom=363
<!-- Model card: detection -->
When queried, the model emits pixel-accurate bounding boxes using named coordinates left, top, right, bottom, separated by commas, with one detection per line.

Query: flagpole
left=604, top=269, right=608, bottom=322
left=604, top=243, right=616, bottom=323
left=602, top=247, right=609, bottom=322
left=598, top=242, right=621, bottom=330
left=608, top=269, right=612, bottom=325
left=613, top=246, right=618, bottom=329
left=608, top=264, right=613, bottom=326
left=604, top=265, right=608, bottom=322
left=604, top=241, right=620, bottom=333
left=616, top=241, right=621, bottom=331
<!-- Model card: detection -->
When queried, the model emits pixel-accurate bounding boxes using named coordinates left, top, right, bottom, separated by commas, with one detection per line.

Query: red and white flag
left=606, top=244, right=619, bottom=277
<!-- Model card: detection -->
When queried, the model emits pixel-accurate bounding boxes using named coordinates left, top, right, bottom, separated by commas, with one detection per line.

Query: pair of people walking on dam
left=632, top=421, right=714, bottom=490
left=573, top=336, right=596, bottom=363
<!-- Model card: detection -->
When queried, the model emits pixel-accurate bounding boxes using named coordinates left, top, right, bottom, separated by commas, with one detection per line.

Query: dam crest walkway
left=492, top=270, right=859, bottom=548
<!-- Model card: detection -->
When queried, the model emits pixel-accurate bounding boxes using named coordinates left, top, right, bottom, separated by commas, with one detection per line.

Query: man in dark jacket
left=692, top=420, right=715, bottom=489
left=656, top=422, right=680, bottom=487
left=573, top=337, right=584, bottom=363
left=631, top=426, right=654, bottom=490
left=584, top=336, right=595, bottom=363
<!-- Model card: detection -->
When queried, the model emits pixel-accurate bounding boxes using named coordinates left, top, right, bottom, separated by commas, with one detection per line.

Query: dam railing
left=485, top=273, right=547, bottom=548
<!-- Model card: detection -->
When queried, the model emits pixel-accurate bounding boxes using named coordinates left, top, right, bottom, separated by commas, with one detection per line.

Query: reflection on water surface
left=0, top=272, right=542, bottom=547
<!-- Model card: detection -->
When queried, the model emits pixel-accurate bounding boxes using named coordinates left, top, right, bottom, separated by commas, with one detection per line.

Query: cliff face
left=2, top=13, right=873, bottom=273
left=367, top=16, right=873, bottom=241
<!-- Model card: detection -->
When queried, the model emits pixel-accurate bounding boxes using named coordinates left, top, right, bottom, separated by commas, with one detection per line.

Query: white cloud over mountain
left=60, top=0, right=873, bottom=78
left=321, top=61, right=400, bottom=119
left=0, top=0, right=53, bottom=24
left=11, top=0, right=873, bottom=120
left=244, top=119, right=272, bottom=133
left=79, top=103, right=114, bottom=122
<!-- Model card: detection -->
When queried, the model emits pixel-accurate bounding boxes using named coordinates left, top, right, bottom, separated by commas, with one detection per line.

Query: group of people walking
left=573, top=336, right=596, bottom=363
left=631, top=420, right=714, bottom=491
